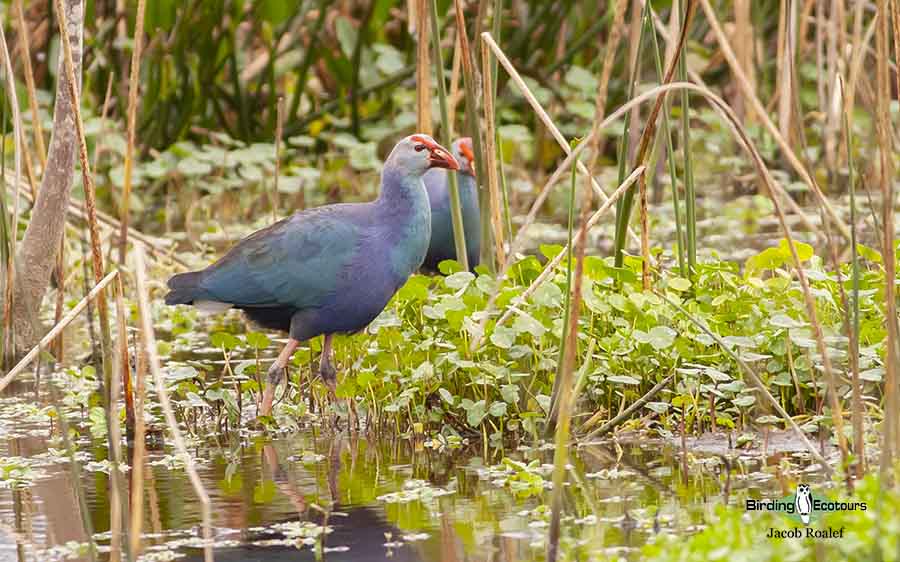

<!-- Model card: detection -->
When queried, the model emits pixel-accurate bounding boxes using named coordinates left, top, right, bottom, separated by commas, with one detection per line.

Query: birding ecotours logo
left=795, top=483, right=812, bottom=525
left=746, top=483, right=866, bottom=539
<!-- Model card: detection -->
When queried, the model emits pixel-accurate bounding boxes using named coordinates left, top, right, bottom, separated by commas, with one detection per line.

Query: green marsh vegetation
left=2, top=0, right=900, bottom=560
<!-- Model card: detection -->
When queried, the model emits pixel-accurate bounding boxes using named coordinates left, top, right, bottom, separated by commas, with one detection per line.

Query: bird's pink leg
left=259, top=338, right=300, bottom=416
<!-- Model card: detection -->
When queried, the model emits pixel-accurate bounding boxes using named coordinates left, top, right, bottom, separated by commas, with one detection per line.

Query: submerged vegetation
left=2, top=0, right=900, bottom=561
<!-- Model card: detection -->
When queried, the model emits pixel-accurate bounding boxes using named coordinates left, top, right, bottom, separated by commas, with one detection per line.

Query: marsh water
left=0, top=365, right=833, bottom=562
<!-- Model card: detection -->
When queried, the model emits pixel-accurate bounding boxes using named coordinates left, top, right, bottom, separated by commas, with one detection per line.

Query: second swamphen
left=422, top=137, right=480, bottom=271
left=165, top=134, right=460, bottom=416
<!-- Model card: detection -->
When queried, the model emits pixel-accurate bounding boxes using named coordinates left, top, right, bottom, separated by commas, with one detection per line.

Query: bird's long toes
left=267, top=362, right=287, bottom=385
left=318, top=362, right=337, bottom=387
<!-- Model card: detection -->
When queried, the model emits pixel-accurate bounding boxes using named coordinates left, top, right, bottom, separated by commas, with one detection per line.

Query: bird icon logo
left=795, top=484, right=813, bottom=525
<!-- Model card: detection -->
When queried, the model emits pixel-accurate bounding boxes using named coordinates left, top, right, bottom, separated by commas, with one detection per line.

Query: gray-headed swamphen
left=421, top=137, right=480, bottom=272
left=165, top=134, right=460, bottom=416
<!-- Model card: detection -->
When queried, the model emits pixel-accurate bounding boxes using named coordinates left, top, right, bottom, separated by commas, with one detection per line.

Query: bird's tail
left=165, top=271, right=206, bottom=305
left=800, top=513, right=810, bottom=525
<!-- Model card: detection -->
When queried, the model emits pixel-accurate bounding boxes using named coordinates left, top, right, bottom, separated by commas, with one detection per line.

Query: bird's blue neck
left=376, top=165, right=432, bottom=276
left=377, top=166, right=429, bottom=218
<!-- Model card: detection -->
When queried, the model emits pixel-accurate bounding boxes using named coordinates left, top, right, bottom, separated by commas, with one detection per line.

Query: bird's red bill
left=411, top=134, right=461, bottom=170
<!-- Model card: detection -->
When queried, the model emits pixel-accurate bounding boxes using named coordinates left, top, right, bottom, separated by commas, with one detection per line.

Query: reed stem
left=647, top=6, right=686, bottom=278
left=129, top=308, right=148, bottom=559
left=612, top=0, right=647, bottom=268
left=876, top=0, right=898, bottom=469
left=417, top=0, right=433, bottom=134
left=549, top=135, right=592, bottom=561
left=454, top=0, right=490, bottom=268
left=0, top=23, right=23, bottom=363
left=480, top=34, right=507, bottom=269
left=677, top=0, right=696, bottom=274
left=13, top=0, right=46, bottom=168
left=272, top=96, right=284, bottom=223
left=134, top=246, right=214, bottom=562
left=429, top=0, right=470, bottom=271
left=548, top=151, right=578, bottom=432
left=118, top=0, right=147, bottom=264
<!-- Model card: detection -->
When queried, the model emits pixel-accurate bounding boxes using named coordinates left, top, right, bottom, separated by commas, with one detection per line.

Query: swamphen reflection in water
left=421, top=137, right=480, bottom=272
left=181, top=507, right=421, bottom=562
left=182, top=443, right=421, bottom=562
left=165, top=134, right=460, bottom=416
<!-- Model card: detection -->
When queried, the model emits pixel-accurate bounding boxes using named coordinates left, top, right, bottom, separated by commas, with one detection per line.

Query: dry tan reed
left=108, top=277, right=129, bottom=562
left=134, top=246, right=214, bottom=561
left=480, top=37, right=506, bottom=269
left=118, top=0, right=147, bottom=264
left=591, top=0, right=628, bottom=158
left=13, top=0, right=46, bottom=168
left=877, top=0, right=898, bottom=470
left=272, top=96, right=285, bottom=222
left=839, top=75, right=866, bottom=477
left=0, top=22, right=24, bottom=361
left=129, top=298, right=148, bottom=559
left=416, top=0, right=433, bottom=134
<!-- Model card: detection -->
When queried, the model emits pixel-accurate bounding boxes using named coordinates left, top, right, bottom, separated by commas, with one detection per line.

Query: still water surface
left=0, top=370, right=828, bottom=562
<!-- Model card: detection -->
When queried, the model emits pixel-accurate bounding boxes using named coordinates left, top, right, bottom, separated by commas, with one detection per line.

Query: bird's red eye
left=414, top=144, right=427, bottom=152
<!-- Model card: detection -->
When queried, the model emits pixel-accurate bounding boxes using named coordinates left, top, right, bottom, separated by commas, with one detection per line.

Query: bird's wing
left=199, top=205, right=360, bottom=308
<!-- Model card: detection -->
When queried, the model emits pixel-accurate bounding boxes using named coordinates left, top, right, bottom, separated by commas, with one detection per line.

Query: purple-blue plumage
left=165, top=134, right=460, bottom=416
left=422, top=138, right=480, bottom=271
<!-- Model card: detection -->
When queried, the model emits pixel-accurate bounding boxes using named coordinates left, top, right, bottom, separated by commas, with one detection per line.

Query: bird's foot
left=316, top=360, right=358, bottom=430
left=317, top=361, right=337, bottom=395
left=259, top=362, right=287, bottom=417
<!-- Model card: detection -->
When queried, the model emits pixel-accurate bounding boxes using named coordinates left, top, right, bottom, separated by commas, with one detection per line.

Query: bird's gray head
left=386, top=134, right=460, bottom=176
left=452, top=137, right=476, bottom=177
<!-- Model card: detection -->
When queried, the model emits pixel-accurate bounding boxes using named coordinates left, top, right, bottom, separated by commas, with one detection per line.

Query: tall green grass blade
left=454, top=0, right=488, bottom=270
left=679, top=0, right=697, bottom=273
left=648, top=7, right=686, bottom=277
left=612, top=0, right=648, bottom=268
left=497, top=138, right=513, bottom=242
left=547, top=153, right=578, bottom=432
left=430, top=0, right=469, bottom=271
